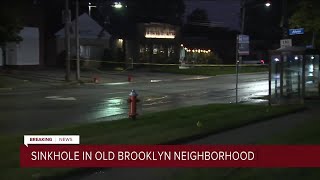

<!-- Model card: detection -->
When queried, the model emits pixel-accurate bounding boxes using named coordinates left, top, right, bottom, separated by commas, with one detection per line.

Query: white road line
left=45, top=96, right=77, bottom=101
left=53, top=97, right=77, bottom=101
left=150, top=80, right=163, bottom=83
left=45, top=96, right=61, bottom=99
left=181, top=76, right=211, bottom=80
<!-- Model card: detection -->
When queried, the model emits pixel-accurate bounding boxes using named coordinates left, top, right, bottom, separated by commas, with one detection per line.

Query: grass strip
left=173, top=108, right=320, bottom=180
left=0, top=104, right=303, bottom=180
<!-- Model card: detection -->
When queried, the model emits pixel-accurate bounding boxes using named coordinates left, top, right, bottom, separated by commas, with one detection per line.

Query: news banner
left=21, top=135, right=320, bottom=168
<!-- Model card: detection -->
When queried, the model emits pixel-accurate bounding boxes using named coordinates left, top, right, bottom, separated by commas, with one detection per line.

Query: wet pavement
left=0, top=72, right=268, bottom=135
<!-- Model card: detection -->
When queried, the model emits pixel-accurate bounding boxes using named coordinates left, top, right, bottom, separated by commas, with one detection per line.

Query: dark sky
left=185, top=0, right=241, bottom=30
left=185, top=0, right=283, bottom=34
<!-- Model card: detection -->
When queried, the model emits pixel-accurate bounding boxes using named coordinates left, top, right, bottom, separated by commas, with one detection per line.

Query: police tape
left=70, top=59, right=267, bottom=67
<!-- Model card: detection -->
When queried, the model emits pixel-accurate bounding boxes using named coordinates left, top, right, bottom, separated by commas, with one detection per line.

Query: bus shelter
left=269, top=46, right=320, bottom=105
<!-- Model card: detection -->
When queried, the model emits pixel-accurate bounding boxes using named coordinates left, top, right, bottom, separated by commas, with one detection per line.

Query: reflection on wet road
left=92, top=97, right=127, bottom=121
left=0, top=73, right=269, bottom=135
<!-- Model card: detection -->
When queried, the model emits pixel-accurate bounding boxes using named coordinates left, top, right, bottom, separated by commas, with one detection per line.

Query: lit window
left=153, top=45, right=158, bottom=54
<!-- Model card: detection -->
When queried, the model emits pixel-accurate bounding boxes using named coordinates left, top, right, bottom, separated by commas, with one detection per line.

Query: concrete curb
left=215, top=71, right=268, bottom=77
left=39, top=106, right=306, bottom=180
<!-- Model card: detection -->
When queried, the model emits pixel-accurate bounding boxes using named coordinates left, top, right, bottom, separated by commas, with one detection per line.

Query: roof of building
left=55, top=13, right=111, bottom=39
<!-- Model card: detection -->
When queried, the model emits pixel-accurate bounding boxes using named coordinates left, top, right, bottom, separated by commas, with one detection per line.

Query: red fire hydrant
left=127, top=90, right=140, bottom=119
left=128, top=75, right=132, bottom=82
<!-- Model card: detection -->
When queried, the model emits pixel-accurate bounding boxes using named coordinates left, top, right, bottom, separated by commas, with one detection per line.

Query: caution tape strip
left=71, top=59, right=267, bottom=67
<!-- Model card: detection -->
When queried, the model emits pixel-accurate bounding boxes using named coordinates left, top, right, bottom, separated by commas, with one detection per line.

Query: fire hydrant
left=127, top=90, right=140, bottom=119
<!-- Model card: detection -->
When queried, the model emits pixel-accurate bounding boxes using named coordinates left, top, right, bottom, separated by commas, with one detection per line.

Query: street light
left=112, top=2, right=123, bottom=9
left=265, top=2, right=271, bottom=7
left=88, top=2, right=97, bottom=16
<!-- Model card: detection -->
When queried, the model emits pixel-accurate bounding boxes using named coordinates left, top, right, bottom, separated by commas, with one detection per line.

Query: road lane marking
left=53, top=97, right=77, bottom=101
left=45, top=96, right=77, bottom=101
left=181, top=76, right=211, bottom=80
left=45, top=96, right=61, bottom=99
left=150, top=80, right=163, bottom=83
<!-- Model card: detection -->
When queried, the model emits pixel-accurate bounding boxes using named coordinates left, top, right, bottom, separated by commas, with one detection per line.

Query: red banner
left=20, top=145, right=320, bottom=168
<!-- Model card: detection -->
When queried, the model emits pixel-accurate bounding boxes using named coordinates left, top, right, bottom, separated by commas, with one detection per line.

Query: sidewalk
left=0, top=68, right=213, bottom=91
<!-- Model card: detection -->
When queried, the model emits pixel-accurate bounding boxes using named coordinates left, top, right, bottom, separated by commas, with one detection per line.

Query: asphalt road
left=0, top=72, right=268, bottom=135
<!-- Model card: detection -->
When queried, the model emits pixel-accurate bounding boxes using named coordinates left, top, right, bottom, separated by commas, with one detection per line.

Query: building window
left=116, top=39, right=123, bottom=49
left=139, top=45, right=144, bottom=53
left=168, top=46, right=175, bottom=57
left=145, top=25, right=176, bottom=39
left=153, top=45, right=159, bottom=54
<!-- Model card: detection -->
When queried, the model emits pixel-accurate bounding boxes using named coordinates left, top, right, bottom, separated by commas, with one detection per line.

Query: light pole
left=88, top=2, right=97, bottom=16
left=75, top=0, right=80, bottom=81
left=64, top=0, right=71, bottom=81
left=236, top=0, right=271, bottom=103
left=281, top=0, right=288, bottom=38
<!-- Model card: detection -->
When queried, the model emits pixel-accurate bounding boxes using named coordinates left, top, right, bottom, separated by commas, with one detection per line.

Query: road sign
left=289, top=28, right=304, bottom=35
left=280, top=39, right=292, bottom=48
left=306, top=45, right=314, bottom=48
left=238, top=35, right=249, bottom=43
left=238, top=43, right=250, bottom=55
left=238, top=35, right=250, bottom=55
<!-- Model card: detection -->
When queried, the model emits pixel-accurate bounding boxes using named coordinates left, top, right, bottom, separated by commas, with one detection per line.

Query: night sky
left=185, top=0, right=241, bottom=30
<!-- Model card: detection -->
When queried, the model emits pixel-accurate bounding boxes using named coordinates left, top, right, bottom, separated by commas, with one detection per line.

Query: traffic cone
left=93, top=76, right=99, bottom=83
left=128, top=75, right=132, bottom=82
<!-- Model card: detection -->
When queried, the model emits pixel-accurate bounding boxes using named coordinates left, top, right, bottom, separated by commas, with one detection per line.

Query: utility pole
left=75, top=0, right=80, bottom=80
left=64, top=0, right=71, bottom=81
left=281, top=0, right=291, bottom=95
left=282, top=0, right=288, bottom=38
left=236, top=0, right=247, bottom=103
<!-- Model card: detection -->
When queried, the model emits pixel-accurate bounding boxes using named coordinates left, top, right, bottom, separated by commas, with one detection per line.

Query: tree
left=187, top=8, right=210, bottom=25
left=289, top=0, right=320, bottom=47
left=183, top=9, right=210, bottom=37
left=0, top=2, right=22, bottom=45
left=0, top=1, right=23, bottom=66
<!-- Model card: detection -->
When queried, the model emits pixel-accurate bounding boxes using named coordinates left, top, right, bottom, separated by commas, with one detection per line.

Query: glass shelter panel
left=283, top=54, right=303, bottom=97
left=270, top=55, right=281, bottom=102
left=304, top=55, right=320, bottom=96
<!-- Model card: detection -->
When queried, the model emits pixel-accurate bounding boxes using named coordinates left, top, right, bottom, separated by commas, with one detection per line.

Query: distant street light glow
left=113, top=2, right=123, bottom=9
left=265, top=2, right=271, bottom=7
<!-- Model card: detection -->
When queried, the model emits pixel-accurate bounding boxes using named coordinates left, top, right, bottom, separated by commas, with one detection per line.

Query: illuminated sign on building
left=145, top=33, right=175, bottom=39
left=144, top=25, right=176, bottom=39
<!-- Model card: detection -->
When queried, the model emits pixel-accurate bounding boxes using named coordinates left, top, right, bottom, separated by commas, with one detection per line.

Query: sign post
left=238, top=35, right=250, bottom=56
left=236, top=35, right=250, bottom=103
